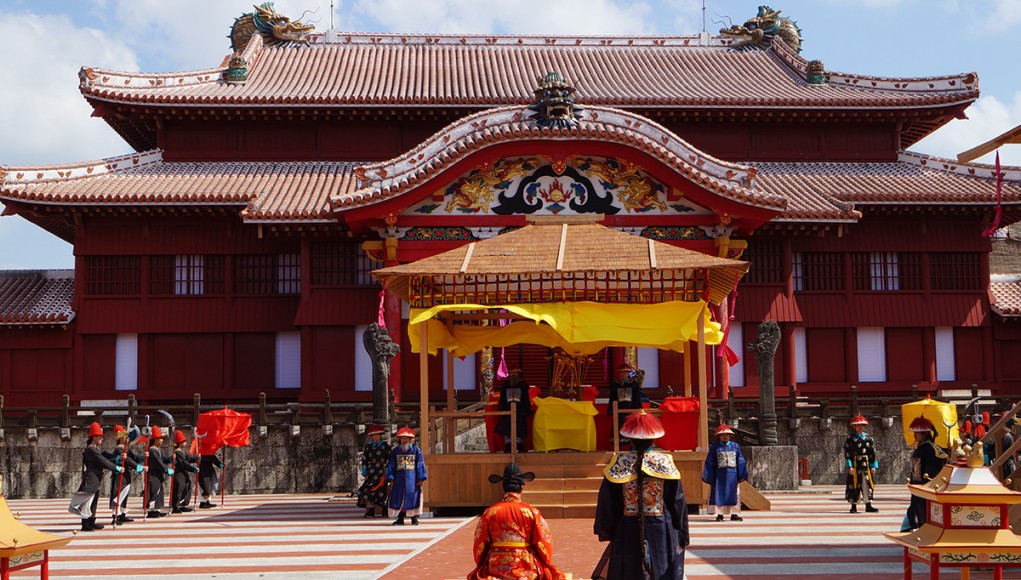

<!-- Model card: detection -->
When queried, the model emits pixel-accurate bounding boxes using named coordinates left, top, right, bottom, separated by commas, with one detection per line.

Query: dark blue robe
left=386, top=444, right=427, bottom=516
left=702, top=440, right=748, bottom=507
left=594, top=450, right=688, bottom=579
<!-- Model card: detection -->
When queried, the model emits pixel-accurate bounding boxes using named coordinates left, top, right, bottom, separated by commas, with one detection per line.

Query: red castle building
left=2, top=4, right=1021, bottom=409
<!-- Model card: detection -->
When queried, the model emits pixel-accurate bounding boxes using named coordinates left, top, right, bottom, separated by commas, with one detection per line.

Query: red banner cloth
left=657, top=396, right=700, bottom=451
left=197, top=408, right=253, bottom=455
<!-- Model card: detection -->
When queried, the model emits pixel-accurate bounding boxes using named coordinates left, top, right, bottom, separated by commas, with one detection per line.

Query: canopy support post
left=419, top=324, right=430, bottom=455
left=445, top=349, right=455, bottom=454
left=698, top=306, right=708, bottom=451
left=683, top=348, right=692, bottom=397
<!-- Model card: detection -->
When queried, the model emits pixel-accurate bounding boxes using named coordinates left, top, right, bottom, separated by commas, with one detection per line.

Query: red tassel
left=982, top=151, right=1004, bottom=237
left=377, top=290, right=386, bottom=328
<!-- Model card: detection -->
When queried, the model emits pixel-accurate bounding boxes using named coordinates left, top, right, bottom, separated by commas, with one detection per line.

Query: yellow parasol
left=901, top=397, right=959, bottom=448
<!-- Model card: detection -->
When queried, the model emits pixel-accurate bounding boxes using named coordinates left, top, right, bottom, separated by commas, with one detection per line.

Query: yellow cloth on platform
left=531, top=397, right=598, bottom=452
left=408, top=300, right=721, bottom=356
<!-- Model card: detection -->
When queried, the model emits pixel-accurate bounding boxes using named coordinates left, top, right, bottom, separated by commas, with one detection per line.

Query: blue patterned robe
left=386, top=444, right=427, bottom=516
left=702, top=440, right=748, bottom=507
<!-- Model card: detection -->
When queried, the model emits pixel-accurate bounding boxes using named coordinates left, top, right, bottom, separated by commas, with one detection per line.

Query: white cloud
left=0, top=12, right=137, bottom=165
left=109, top=0, right=321, bottom=70
left=912, top=93, right=1021, bottom=167
left=983, top=0, right=1021, bottom=32
left=349, top=0, right=656, bottom=35
left=0, top=11, right=142, bottom=270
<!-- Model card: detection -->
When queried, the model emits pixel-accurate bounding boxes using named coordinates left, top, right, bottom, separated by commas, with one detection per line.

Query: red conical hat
left=909, top=417, right=935, bottom=432
left=620, top=410, right=665, bottom=440
left=366, top=424, right=386, bottom=436
left=850, top=415, right=869, bottom=426
left=88, top=422, right=103, bottom=438
left=114, top=425, right=127, bottom=439
left=151, top=425, right=163, bottom=440
left=714, top=424, right=735, bottom=436
left=175, top=429, right=187, bottom=444
left=395, top=427, right=417, bottom=439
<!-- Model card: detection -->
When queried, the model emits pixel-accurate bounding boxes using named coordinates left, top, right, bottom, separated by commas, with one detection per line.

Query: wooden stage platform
left=424, top=450, right=708, bottom=518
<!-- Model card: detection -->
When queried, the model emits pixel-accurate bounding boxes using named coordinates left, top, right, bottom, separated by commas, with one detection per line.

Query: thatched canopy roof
left=373, top=217, right=748, bottom=306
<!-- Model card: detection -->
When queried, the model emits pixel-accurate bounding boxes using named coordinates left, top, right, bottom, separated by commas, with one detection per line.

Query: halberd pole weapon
left=158, top=410, right=177, bottom=513
left=140, top=415, right=151, bottom=525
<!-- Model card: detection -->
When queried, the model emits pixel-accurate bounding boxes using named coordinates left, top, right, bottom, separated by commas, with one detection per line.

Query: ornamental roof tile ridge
left=899, top=150, right=1021, bottom=181
left=767, top=38, right=977, bottom=94
left=337, top=104, right=784, bottom=212
left=1, top=150, right=163, bottom=185
left=308, top=30, right=725, bottom=47
left=78, top=33, right=265, bottom=95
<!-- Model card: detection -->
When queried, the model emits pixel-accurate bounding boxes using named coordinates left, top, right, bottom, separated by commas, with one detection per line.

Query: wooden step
left=526, top=476, right=604, bottom=492
left=525, top=489, right=599, bottom=506
left=739, top=480, right=771, bottom=511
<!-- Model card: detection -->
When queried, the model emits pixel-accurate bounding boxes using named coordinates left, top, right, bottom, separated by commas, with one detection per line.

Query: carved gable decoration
left=529, top=72, right=584, bottom=129
left=408, top=157, right=712, bottom=218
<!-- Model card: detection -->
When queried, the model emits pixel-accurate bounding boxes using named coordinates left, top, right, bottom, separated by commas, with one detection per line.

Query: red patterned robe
left=469, top=492, right=565, bottom=580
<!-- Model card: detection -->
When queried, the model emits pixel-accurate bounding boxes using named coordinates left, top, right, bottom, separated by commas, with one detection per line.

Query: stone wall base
left=744, top=445, right=798, bottom=490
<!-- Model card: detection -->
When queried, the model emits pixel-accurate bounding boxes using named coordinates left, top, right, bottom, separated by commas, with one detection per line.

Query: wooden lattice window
left=792, top=252, right=843, bottom=291
left=742, top=239, right=783, bottom=285
left=930, top=252, right=982, bottom=290
left=150, top=255, right=225, bottom=296
left=84, top=256, right=141, bottom=296
left=311, top=242, right=377, bottom=286
left=851, top=252, right=921, bottom=291
left=234, top=254, right=301, bottom=295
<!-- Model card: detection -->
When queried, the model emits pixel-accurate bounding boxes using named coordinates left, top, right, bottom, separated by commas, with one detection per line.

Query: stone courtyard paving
left=6, top=485, right=1007, bottom=579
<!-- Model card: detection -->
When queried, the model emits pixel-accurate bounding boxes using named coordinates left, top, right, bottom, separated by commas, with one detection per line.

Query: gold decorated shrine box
left=884, top=443, right=1021, bottom=579
left=0, top=484, right=73, bottom=580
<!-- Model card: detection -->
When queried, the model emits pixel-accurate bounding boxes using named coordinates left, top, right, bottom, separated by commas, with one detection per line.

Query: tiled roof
left=991, top=279, right=1021, bottom=317
left=751, top=152, right=1021, bottom=221
left=0, top=151, right=360, bottom=222
left=336, top=105, right=783, bottom=213
left=4, top=147, right=1019, bottom=228
left=77, top=32, right=977, bottom=111
left=0, top=270, right=74, bottom=326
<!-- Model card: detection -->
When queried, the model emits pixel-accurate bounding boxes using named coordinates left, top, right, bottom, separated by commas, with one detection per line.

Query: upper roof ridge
left=308, top=30, right=722, bottom=47
left=900, top=150, right=1021, bottom=181
left=1, top=150, right=163, bottom=185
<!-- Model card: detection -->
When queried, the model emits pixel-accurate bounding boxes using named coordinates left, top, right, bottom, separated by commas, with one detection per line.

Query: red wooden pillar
left=713, top=300, right=728, bottom=399
left=845, top=328, right=858, bottom=385
left=782, top=323, right=796, bottom=392
left=384, top=236, right=403, bottom=403
left=922, top=327, right=937, bottom=387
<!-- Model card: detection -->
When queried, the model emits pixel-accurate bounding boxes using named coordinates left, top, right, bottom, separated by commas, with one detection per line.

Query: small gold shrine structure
left=0, top=479, right=73, bottom=580
left=884, top=442, right=1021, bottom=579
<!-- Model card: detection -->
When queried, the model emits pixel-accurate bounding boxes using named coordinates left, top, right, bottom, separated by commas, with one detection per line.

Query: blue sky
left=2, top=0, right=1020, bottom=269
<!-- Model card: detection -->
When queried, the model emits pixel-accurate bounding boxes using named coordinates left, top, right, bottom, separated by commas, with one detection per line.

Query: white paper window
left=636, top=347, right=660, bottom=388
left=174, top=254, right=204, bottom=295
left=277, top=253, right=301, bottom=295
left=870, top=252, right=899, bottom=291
left=935, top=327, right=956, bottom=381
left=857, top=327, right=887, bottom=382
left=791, top=252, right=804, bottom=291
left=794, top=327, right=808, bottom=384
left=115, top=334, right=138, bottom=391
left=725, top=325, right=744, bottom=387
left=443, top=353, right=477, bottom=391
left=275, top=332, right=301, bottom=389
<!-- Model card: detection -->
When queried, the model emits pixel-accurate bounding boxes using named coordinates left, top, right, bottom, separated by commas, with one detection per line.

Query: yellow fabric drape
left=901, top=399, right=960, bottom=449
left=408, top=300, right=722, bottom=356
left=531, top=397, right=599, bottom=452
